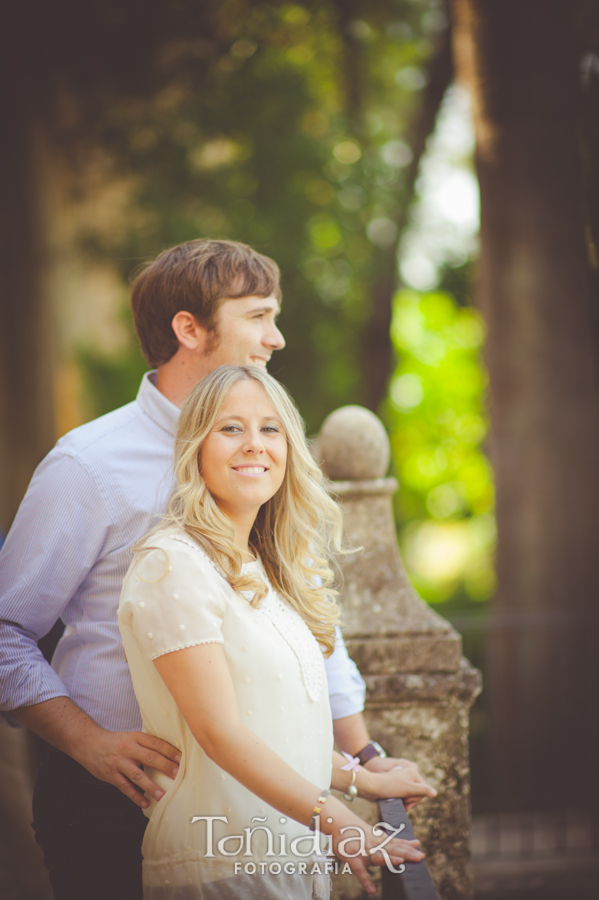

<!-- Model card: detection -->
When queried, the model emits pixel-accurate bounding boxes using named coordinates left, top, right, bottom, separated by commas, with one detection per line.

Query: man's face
left=203, top=295, right=285, bottom=370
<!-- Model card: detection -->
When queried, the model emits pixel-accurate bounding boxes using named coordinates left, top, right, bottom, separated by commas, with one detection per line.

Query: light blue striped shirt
left=0, top=373, right=365, bottom=730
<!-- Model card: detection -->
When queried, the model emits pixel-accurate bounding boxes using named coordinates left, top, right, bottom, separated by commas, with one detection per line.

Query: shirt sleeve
left=119, top=537, right=228, bottom=661
left=324, top=625, right=366, bottom=719
left=0, top=452, right=111, bottom=726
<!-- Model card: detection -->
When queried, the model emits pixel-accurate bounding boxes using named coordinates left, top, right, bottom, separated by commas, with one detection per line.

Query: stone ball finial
left=318, top=405, right=390, bottom=481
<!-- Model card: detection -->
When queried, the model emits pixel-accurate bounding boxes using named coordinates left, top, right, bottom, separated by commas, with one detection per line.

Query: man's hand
left=74, top=729, right=181, bottom=809
left=364, top=756, right=433, bottom=812
left=16, top=696, right=181, bottom=808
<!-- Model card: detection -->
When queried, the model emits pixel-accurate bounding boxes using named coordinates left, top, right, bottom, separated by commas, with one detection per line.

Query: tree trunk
left=452, top=0, right=599, bottom=812
left=363, top=22, right=454, bottom=412
left=578, top=7, right=599, bottom=344
left=0, top=15, right=55, bottom=533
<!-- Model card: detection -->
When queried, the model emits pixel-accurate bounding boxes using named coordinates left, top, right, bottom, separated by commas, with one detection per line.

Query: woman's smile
left=200, top=379, right=288, bottom=520
left=231, top=465, right=269, bottom=476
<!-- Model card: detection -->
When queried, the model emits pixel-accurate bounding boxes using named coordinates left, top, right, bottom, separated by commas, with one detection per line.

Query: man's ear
left=171, top=311, right=209, bottom=352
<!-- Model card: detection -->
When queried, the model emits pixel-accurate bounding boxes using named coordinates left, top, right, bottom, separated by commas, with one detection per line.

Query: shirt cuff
left=0, top=623, right=71, bottom=726
left=328, top=685, right=366, bottom=720
left=0, top=684, right=71, bottom=728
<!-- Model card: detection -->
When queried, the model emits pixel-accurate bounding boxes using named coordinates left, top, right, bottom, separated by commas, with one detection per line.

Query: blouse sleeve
left=119, top=535, right=228, bottom=660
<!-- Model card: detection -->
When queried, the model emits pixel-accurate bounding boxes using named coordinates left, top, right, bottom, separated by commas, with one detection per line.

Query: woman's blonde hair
left=143, top=364, right=342, bottom=655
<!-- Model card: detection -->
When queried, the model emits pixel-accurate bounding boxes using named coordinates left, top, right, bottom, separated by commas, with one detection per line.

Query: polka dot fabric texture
left=118, top=528, right=333, bottom=899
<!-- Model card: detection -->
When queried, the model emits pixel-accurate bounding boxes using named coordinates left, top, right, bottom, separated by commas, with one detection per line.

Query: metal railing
left=378, top=799, right=439, bottom=900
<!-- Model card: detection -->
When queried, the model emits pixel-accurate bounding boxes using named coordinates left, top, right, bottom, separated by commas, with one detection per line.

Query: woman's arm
left=154, top=642, right=320, bottom=822
left=332, top=714, right=431, bottom=810
left=153, top=643, right=424, bottom=895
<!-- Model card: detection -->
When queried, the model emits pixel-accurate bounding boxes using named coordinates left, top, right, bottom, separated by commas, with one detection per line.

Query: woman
left=118, top=365, right=434, bottom=899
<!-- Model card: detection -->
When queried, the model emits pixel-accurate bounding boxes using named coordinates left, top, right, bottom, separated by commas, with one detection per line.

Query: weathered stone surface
left=362, top=679, right=478, bottom=899
left=330, top=667, right=481, bottom=900
left=319, top=405, right=390, bottom=481
left=336, top=489, right=458, bottom=643
left=345, top=635, right=463, bottom=675
left=363, top=658, right=483, bottom=706
left=320, top=406, right=482, bottom=900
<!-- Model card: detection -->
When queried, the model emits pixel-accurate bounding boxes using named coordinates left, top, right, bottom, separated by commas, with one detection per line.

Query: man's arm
left=0, top=451, right=180, bottom=806
left=16, top=697, right=180, bottom=808
left=332, top=710, right=370, bottom=754
left=324, top=625, right=367, bottom=721
left=324, top=627, right=382, bottom=755
left=325, top=627, right=427, bottom=810
left=0, top=452, right=108, bottom=723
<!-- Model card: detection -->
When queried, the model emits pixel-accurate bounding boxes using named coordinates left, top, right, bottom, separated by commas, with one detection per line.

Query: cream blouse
left=118, top=528, right=333, bottom=899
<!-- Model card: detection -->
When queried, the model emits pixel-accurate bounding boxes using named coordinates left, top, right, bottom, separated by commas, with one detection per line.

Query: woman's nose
left=243, top=429, right=265, bottom=453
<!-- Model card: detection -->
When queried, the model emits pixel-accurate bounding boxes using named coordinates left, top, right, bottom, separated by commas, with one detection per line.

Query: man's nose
left=264, top=321, right=285, bottom=351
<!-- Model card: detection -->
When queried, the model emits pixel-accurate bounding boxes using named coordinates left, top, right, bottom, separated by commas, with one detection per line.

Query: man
left=0, top=239, right=421, bottom=899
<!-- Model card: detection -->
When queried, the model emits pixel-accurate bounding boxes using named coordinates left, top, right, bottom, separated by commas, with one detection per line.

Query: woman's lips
left=232, top=466, right=268, bottom=476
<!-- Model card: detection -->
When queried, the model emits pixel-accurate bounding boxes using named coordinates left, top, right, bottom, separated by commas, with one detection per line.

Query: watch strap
left=356, top=740, right=387, bottom=765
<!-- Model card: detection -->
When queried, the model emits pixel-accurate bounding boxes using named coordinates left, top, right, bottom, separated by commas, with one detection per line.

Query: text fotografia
left=190, top=815, right=407, bottom=874
left=235, top=859, right=352, bottom=876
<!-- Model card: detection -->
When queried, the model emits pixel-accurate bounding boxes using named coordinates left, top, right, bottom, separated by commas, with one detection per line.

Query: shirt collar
left=136, top=371, right=180, bottom=437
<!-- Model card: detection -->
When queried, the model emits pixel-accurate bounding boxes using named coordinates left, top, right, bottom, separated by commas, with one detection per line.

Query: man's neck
left=155, top=355, right=212, bottom=409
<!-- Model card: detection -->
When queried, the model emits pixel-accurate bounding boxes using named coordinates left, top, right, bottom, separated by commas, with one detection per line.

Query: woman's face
left=200, top=379, right=288, bottom=521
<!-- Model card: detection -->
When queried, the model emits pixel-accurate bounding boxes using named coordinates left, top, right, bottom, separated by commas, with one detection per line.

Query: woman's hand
left=359, top=763, right=437, bottom=810
left=362, top=756, right=435, bottom=811
left=322, top=794, right=425, bottom=895
left=331, top=751, right=437, bottom=812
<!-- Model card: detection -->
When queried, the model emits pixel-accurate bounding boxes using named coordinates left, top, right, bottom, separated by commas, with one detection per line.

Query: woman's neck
left=219, top=503, right=259, bottom=561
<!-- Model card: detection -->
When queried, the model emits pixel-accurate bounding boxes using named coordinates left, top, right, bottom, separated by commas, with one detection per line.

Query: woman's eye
left=262, top=426, right=280, bottom=434
left=221, top=425, right=242, bottom=433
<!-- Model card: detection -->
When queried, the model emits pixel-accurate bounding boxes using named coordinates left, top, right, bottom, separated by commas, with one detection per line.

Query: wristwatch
left=356, top=740, right=387, bottom=766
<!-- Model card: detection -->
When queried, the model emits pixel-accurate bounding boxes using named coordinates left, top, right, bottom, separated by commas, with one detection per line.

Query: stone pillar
left=318, top=406, right=482, bottom=900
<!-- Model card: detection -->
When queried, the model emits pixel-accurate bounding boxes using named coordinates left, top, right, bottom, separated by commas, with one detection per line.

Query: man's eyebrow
left=243, top=304, right=281, bottom=316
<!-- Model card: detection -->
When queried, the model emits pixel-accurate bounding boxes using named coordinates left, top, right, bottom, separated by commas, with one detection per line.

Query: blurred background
left=1, top=1, right=598, bottom=897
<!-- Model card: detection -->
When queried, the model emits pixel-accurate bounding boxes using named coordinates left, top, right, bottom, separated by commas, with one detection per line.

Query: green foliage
left=29, top=0, right=446, bottom=430
left=77, top=310, right=148, bottom=419
left=52, top=1, right=489, bottom=606
left=32, top=0, right=490, bottom=606
left=383, top=288, right=495, bottom=604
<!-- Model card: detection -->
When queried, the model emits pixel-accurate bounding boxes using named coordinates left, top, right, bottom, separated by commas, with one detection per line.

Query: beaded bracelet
left=309, top=788, right=330, bottom=831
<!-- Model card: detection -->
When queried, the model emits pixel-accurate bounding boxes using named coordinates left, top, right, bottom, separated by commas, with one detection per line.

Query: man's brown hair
left=130, top=239, right=281, bottom=367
